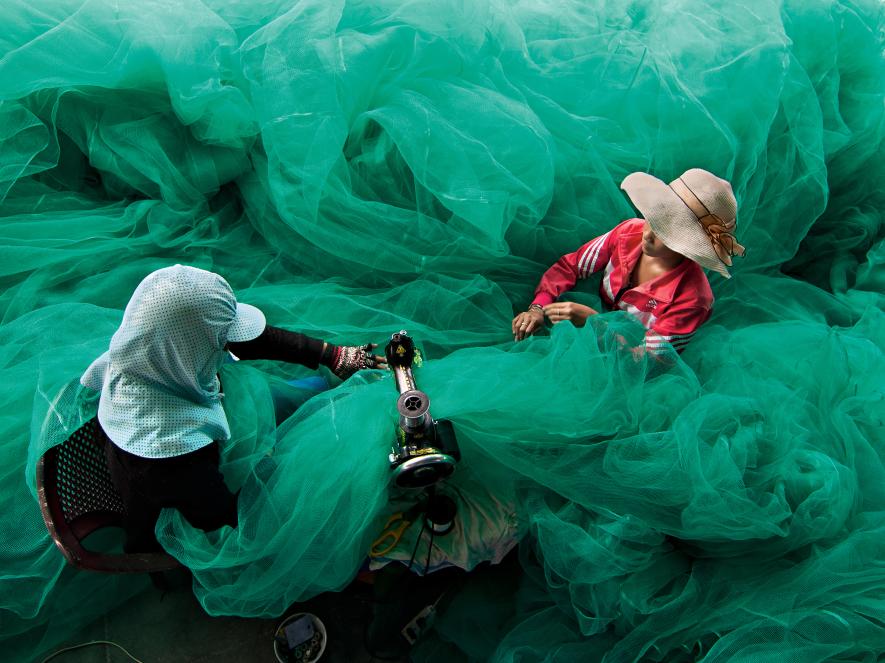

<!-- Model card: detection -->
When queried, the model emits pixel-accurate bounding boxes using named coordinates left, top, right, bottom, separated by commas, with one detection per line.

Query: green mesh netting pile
left=2, top=0, right=884, bottom=661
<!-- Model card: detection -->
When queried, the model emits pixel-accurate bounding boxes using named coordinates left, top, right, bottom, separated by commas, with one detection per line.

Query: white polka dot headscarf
left=81, top=265, right=266, bottom=459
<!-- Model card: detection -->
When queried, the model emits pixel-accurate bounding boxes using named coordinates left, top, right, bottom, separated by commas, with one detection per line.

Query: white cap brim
left=227, top=302, right=266, bottom=342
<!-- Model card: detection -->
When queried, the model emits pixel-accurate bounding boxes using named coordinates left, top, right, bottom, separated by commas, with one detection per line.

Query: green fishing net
left=2, top=0, right=884, bottom=660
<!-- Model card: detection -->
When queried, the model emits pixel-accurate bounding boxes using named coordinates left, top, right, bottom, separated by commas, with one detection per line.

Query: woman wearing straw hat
left=81, top=264, right=387, bottom=552
left=512, top=168, right=745, bottom=355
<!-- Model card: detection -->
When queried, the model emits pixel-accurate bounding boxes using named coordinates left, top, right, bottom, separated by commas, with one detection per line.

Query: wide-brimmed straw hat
left=620, top=168, right=746, bottom=278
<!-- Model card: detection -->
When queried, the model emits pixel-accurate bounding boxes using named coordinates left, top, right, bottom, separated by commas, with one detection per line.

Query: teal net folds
left=1, top=0, right=884, bottom=661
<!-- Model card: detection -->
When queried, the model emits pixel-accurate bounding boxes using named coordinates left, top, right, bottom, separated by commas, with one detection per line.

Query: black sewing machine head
left=385, top=331, right=460, bottom=489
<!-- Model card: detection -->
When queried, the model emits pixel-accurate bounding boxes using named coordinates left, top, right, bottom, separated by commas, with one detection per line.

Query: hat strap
left=669, top=177, right=710, bottom=219
left=668, top=177, right=746, bottom=266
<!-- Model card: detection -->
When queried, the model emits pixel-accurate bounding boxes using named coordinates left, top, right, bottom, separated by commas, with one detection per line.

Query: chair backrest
left=36, top=417, right=182, bottom=573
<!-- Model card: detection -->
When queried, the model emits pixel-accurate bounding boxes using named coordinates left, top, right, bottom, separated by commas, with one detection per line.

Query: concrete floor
left=25, top=540, right=521, bottom=663
left=31, top=571, right=410, bottom=663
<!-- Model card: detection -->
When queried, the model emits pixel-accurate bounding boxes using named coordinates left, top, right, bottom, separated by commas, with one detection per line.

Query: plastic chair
left=36, top=417, right=182, bottom=573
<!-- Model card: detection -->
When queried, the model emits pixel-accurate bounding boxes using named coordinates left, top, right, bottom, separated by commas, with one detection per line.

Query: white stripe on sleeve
left=578, top=232, right=610, bottom=277
left=587, top=232, right=610, bottom=274
left=646, top=332, right=695, bottom=349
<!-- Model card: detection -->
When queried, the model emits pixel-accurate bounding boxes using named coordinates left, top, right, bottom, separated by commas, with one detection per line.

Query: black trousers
left=103, top=436, right=239, bottom=553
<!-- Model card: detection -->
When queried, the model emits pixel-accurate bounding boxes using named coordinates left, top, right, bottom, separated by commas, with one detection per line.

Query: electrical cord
left=363, top=503, right=433, bottom=661
left=363, top=484, right=455, bottom=660
left=423, top=527, right=435, bottom=576
left=405, top=518, right=427, bottom=574
left=39, top=640, right=144, bottom=663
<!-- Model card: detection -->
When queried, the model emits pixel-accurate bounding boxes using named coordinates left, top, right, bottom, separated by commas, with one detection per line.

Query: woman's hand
left=327, top=343, right=388, bottom=379
left=512, top=307, right=545, bottom=341
left=542, top=302, right=597, bottom=327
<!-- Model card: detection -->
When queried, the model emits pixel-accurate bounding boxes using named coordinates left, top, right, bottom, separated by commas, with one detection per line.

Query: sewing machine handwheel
left=392, top=454, right=457, bottom=489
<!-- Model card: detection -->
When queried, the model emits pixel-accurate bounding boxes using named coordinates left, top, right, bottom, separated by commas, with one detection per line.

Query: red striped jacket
left=531, top=219, right=713, bottom=354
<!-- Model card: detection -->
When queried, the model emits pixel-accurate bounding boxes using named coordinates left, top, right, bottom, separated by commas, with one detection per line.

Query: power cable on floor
left=39, top=639, right=144, bottom=663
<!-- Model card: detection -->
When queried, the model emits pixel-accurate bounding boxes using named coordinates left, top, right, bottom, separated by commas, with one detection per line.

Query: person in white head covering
left=512, top=168, right=746, bottom=355
left=81, top=264, right=387, bottom=552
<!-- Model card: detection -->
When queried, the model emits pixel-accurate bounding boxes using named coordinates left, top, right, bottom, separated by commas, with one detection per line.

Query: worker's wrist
left=320, top=343, right=341, bottom=368
left=528, top=303, right=543, bottom=313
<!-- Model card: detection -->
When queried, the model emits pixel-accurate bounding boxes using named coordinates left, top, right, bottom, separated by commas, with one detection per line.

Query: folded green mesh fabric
left=2, top=0, right=884, bottom=661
